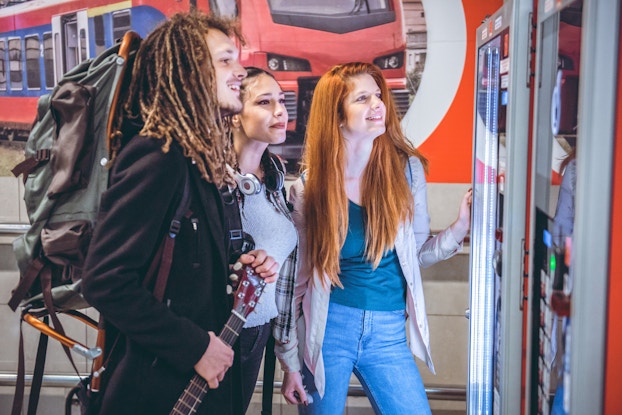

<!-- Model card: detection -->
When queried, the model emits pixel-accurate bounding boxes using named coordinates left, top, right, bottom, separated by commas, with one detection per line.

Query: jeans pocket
left=390, top=309, right=407, bottom=318
left=240, top=323, right=271, bottom=364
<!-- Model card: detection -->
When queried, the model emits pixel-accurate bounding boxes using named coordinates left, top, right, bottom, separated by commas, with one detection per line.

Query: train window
left=0, top=39, right=6, bottom=91
left=63, top=15, right=79, bottom=73
left=268, top=0, right=390, bottom=14
left=210, top=0, right=238, bottom=18
left=8, top=38, right=23, bottom=90
left=25, top=35, right=41, bottom=90
left=43, top=33, right=54, bottom=88
left=80, top=29, right=87, bottom=61
left=112, top=10, right=131, bottom=43
left=94, top=15, right=106, bottom=56
left=54, top=33, right=62, bottom=83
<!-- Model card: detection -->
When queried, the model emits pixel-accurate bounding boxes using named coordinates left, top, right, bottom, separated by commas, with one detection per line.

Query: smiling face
left=205, top=29, right=247, bottom=116
left=340, top=73, right=387, bottom=143
left=234, top=73, right=288, bottom=145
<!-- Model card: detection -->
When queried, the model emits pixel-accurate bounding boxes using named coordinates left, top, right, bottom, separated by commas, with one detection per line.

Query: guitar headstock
left=229, top=262, right=266, bottom=319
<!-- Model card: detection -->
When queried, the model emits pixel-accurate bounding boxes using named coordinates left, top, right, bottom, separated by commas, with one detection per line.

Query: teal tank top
left=330, top=200, right=406, bottom=311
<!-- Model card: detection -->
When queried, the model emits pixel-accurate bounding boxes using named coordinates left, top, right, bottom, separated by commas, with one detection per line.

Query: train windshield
left=267, top=0, right=396, bottom=34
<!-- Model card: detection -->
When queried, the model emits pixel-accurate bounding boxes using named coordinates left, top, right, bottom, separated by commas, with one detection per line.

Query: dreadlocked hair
left=300, top=62, right=428, bottom=288
left=110, top=11, right=244, bottom=186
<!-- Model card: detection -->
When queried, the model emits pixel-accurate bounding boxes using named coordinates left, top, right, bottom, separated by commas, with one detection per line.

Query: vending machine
left=526, top=0, right=620, bottom=414
left=470, top=0, right=620, bottom=413
left=468, top=1, right=533, bottom=414
left=527, top=2, right=582, bottom=413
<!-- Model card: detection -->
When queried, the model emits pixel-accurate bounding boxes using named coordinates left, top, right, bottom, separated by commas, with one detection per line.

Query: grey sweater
left=240, top=185, right=297, bottom=328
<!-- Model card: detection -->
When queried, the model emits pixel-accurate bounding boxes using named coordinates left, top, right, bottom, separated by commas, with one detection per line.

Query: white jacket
left=289, top=156, right=463, bottom=397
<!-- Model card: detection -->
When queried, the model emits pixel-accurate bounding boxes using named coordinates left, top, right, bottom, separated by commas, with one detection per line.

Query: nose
left=275, top=102, right=287, bottom=118
left=235, top=62, right=247, bottom=80
left=371, top=95, right=383, bottom=109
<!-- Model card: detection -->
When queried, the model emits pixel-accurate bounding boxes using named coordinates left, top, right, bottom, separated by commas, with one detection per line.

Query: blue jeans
left=299, top=302, right=431, bottom=415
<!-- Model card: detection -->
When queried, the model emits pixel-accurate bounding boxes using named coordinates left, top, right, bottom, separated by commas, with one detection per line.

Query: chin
left=219, top=101, right=243, bottom=117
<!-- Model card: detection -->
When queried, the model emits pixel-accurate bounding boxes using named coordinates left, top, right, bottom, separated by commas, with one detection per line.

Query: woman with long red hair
left=283, top=62, right=472, bottom=414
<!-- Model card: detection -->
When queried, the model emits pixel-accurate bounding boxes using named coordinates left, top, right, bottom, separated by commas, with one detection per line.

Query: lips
left=271, top=122, right=286, bottom=129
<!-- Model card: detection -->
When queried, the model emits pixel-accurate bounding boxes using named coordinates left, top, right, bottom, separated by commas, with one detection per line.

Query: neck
left=344, top=139, right=373, bottom=180
left=234, top=134, right=268, bottom=176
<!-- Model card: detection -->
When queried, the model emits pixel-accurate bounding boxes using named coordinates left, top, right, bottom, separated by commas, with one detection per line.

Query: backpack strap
left=11, top=267, right=82, bottom=415
left=261, top=332, right=277, bottom=414
left=11, top=149, right=52, bottom=183
left=11, top=320, right=26, bottom=415
left=143, top=165, right=192, bottom=301
left=8, top=258, right=45, bottom=311
left=153, top=167, right=192, bottom=301
left=106, top=31, right=141, bottom=160
left=220, top=185, right=255, bottom=263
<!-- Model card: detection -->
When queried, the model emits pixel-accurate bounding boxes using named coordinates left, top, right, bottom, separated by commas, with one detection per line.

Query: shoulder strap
left=220, top=186, right=255, bottom=263
left=144, top=166, right=192, bottom=301
left=106, top=31, right=141, bottom=160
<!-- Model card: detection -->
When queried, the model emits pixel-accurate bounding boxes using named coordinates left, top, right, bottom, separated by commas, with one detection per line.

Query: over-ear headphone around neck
left=229, top=154, right=284, bottom=196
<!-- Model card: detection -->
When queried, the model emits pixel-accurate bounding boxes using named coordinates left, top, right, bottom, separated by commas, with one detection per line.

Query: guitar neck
left=169, top=311, right=246, bottom=415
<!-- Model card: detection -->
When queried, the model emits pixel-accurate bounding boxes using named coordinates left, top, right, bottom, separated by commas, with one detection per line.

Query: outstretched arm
left=449, top=188, right=472, bottom=243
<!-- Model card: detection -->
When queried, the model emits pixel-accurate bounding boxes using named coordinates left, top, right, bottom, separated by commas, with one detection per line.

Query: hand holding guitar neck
left=170, top=261, right=266, bottom=415
left=193, top=332, right=233, bottom=390
left=237, top=249, right=279, bottom=284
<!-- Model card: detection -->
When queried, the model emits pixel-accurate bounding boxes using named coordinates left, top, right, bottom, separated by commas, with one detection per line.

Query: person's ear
left=231, top=114, right=242, bottom=128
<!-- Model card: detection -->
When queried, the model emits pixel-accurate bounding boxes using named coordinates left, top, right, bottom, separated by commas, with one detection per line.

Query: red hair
left=300, top=62, right=428, bottom=286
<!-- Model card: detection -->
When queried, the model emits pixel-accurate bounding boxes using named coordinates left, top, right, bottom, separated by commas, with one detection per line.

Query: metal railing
left=0, top=223, right=30, bottom=233
left=0, top=373, right=466, bottom=401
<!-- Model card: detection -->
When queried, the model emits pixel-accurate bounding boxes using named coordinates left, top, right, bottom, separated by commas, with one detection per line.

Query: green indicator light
left=550, top=254, right=556, bottom=273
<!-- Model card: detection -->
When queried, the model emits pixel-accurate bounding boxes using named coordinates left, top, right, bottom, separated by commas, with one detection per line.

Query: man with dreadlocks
left=82, top=11, right=279, bottom=415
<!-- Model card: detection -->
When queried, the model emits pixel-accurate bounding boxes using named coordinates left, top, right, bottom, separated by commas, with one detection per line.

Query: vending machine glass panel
left=529, top=1, right=581, bottom=413
left=469, top=10, right=510, bottom=414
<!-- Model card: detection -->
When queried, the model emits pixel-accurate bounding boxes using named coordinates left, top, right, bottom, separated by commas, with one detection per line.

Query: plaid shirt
left=273, top=246, right=297, bottom=343
left=269, top=188, right=301, bottom=372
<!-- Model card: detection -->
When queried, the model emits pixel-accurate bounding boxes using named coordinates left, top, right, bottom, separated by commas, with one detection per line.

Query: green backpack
left=9, top=31, right=141, bottom=314
left=8, top=31, right=143, bottom=415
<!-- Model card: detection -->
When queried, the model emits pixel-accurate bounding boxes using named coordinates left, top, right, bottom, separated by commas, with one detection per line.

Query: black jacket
left=82, top=135, right=242, bottom=414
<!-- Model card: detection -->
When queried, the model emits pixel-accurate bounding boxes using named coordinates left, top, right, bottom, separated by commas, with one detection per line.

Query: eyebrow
left=352, top=89, right=377, bottom=96
left=255, top=91, right=285, bottom=98
left=212, top=45, right=237, bottom=57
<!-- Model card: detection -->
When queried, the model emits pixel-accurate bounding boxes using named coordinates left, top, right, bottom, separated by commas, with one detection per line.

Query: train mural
left=0, top=0, right=409, bottom=172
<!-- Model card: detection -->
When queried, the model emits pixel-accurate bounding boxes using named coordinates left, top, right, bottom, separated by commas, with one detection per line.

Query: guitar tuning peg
left=229, top=273, right=239, bottom=282
left=226, top=285, right=233, bottom=295
left=232, top=262, right=243, bottom=271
